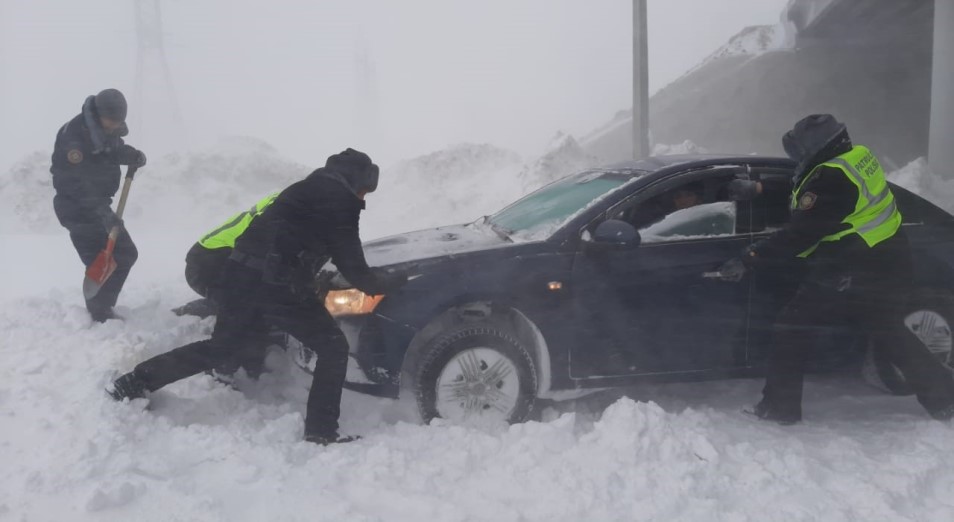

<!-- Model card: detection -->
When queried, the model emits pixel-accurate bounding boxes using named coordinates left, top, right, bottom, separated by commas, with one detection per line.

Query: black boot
left=304, top=433, right=361, bottom=446
left=746, top=400, right=801, bottom=425
left=106, top=371, right=148, bottom=401
left=89, top=306, right=123, bottom=323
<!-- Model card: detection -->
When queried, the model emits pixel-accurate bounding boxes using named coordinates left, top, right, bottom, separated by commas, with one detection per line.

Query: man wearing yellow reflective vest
left=720, top=114, right=954, bottom=424
left=173, top=193, right=278, bottom=318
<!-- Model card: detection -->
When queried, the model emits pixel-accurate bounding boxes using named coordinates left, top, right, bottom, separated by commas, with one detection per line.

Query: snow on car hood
left=362, top=222, right=511, bottom=267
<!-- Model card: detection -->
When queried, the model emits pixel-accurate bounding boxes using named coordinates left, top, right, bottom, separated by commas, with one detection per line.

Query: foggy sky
left=0, top=0, right=787, bottom=172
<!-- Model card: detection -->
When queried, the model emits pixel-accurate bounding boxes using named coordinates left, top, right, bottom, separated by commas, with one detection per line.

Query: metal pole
left=930, top=0, right=954, bottom=175
left=633, top=0, right=650, bottom=160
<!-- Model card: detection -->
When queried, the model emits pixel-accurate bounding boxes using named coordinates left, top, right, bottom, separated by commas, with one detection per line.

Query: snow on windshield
left=491, top=170, right=639, bottom=242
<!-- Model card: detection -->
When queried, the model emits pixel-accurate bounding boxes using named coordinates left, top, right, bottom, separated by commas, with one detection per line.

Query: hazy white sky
left=0, top=0, right=787, bottom=171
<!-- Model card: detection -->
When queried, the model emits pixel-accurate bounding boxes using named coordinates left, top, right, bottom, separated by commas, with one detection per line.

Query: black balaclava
left=782, top=114, right=852, bottom=180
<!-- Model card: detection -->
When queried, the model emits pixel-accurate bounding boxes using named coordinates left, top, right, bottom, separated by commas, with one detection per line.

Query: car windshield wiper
left=488, top=220, right=514, bottom=242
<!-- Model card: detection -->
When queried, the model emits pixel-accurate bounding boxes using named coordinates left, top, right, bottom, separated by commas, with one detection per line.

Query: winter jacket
left=752, top=164, right=912, bottom=287
left=234, top=165, right=400, bottom=296
left=50, top=97, right=142, bottom=225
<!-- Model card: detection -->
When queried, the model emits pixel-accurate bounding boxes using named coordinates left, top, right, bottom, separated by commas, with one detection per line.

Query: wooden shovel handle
left=114, top=165, right=138, bottom=219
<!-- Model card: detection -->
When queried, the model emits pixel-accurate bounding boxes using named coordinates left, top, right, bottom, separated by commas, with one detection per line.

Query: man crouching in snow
left=107, top=148, right=408, bottom=445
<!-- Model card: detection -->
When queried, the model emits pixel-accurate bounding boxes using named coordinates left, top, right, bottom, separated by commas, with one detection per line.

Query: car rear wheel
left=861, top=288, right=954, bottom=395
left=416, top=323, right=537, bottom=424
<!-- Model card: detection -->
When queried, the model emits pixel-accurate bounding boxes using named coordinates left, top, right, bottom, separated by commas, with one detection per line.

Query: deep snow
left=2, top=149, right=954, bottom=521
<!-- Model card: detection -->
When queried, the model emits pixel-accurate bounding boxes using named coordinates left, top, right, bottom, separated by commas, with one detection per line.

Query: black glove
left=95, top=207, right=123, bottom=233
left=726, top=179, right=760, bottom=201
left=115, top=144, right=147, bottom=167
left=716, top=257, right=747, bottom=283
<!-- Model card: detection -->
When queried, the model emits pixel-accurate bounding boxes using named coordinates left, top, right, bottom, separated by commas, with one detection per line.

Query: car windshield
left=488, top=170, right=638, bottom=240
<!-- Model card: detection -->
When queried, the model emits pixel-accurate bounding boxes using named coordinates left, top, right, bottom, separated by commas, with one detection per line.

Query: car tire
left=861, top=288, right=954, bottom=395
left=416, top=322, right=537, bottom=425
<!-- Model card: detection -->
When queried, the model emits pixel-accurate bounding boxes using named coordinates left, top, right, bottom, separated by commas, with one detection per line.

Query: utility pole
left=134, top=0, right=185, bottom=147
left=632, top=0, right=650, bottom=160
left=930, top=0, right=954, bottom=175
left=354, top=35, right=380, bottom=154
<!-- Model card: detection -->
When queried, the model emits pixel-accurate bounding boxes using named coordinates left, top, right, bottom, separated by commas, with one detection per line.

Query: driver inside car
left=625, top=181, right=705, bottom=230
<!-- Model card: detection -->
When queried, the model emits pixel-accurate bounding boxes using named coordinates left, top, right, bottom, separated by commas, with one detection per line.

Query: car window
left=489, top=170, right=638, bottom=240
left=599, top=170, right=745, bottom=243
left=640, top=201, right=737, bottom=243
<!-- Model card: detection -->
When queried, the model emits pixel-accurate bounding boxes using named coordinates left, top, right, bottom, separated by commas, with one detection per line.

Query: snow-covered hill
left=680, top=24, right=786, bottom=81
left=517, top=132, right=599, bottom=191
left=370, top=143, right=525, bottom=236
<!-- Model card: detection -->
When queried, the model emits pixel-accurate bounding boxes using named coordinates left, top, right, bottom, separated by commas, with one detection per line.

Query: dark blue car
left=292, top=155, right=954, bottom=424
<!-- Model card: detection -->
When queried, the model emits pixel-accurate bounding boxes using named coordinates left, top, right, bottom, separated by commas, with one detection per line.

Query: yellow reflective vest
left=792, top=145, right=902, bottom=258
left=198, top=193, right=278, bottom=250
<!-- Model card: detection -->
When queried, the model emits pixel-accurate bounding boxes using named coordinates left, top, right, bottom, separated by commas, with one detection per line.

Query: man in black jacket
left=107, top=148, right=407, bottom=445
left=51, top=89, right=147, bottom=322
left=720, top=115, right=954, bottom=423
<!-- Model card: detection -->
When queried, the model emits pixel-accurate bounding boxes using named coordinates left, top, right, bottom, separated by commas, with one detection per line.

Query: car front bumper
left=291, top=313, right=418, bottom=398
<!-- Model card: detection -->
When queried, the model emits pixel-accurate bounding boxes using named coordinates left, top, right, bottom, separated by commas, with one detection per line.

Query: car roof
left=604, top=154, right=796, bottom=173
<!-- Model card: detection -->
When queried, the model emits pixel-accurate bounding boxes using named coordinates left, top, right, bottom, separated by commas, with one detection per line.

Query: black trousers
left=763, top=274, right=954, bottom=418
left=54, top=196, right=138, bottom=315
left=135, top=261, right=350, bottom=438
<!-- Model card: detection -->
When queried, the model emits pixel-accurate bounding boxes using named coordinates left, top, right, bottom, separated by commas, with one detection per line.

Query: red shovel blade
left=83, top=236, right=118, bottom=300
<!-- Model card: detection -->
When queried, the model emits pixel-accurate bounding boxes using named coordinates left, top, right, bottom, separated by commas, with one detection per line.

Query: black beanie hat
left=94, top=88, right=128, bottom=122
left=326, top=148, right=380, bottom=193
left=782, top=114, right=850, bottom=166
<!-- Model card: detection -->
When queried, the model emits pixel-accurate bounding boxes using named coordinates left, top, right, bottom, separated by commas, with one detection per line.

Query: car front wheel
left=861, top=289, right=954, bottom=395
left=416, top=323, right=537, bottom=424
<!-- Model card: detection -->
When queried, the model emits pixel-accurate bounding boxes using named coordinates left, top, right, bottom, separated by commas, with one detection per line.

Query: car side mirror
left=587, top=219, right=641, bottom=249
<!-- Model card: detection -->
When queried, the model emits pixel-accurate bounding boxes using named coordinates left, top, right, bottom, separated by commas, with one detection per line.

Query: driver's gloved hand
left=726, top=179, right=761, bottom=201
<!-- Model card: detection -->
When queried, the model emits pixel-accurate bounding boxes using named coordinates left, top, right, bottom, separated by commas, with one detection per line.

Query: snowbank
left=3, top=285, right=953, bottom=521
left=0, top=140, right=530, bottom=241
left=369, top=143, right=525, bottom=236
left=0, top=137, right=308, bottom=236
left=517, top=132, right=599, bottom=191
left=888, top=158, right=954, bottom=215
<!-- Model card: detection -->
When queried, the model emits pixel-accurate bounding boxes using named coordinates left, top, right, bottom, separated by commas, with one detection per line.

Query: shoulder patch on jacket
left=798, top=192, right=817, bottom=210
left=67, top=149, right=83, bottom=164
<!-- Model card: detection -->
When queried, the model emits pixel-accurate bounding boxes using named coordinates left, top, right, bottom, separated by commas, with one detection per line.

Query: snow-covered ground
left=2, top=150, right=953, bottom=521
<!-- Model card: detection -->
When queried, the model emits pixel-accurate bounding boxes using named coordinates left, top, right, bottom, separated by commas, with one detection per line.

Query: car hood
left=363, top=222, right=512, bottom=267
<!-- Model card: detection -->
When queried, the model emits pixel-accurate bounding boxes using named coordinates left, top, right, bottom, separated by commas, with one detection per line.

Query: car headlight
left=324, top=289, right=384, bottom=317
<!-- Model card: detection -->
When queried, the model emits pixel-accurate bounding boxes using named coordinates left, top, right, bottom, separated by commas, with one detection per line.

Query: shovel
left=83, top=165, right=138, bottom=300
